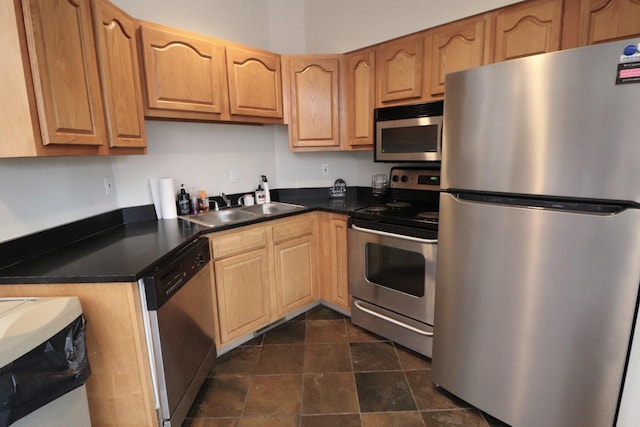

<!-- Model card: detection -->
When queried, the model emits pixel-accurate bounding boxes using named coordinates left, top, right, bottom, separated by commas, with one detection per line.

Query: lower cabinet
left=318, top=212, right=350, bottom=310
left=272, top=217, right=316, bottom=316
left=0, top=282, right=157, bottom=427
left=209, top=213, right=317, bottom=347
left=213, top=245, right=272, bottom=344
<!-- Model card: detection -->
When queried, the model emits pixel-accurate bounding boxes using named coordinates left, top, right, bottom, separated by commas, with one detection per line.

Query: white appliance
left=433, top=38, right=640, bottom=427
left=0, top=297, right=91, bottom=427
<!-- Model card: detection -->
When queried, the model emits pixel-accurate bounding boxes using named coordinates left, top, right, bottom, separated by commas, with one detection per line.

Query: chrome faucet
left=211, top=200, right=219, bottom=211
left=219, top=192, right=231, bottom=207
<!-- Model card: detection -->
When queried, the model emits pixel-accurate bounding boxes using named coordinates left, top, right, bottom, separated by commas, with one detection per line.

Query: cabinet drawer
left=210, top=228, right=267, bottom=259
left=272, top=215, right=314, bottom=243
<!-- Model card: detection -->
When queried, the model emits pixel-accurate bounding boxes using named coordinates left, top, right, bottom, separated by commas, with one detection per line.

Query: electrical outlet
left=229, top=169, right=239, bottom=183
left=103, top=176, right=113, bottom=196
left=321, top=164, right=329, bottom=176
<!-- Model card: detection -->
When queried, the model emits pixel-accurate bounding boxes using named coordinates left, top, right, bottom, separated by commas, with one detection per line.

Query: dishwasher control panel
left=142, top=238, right=211, bottom=310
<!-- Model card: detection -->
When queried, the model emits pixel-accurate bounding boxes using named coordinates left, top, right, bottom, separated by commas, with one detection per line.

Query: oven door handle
left=351, top=224, right=438, bottom=244
left=354, top=301, right=434, bottom=337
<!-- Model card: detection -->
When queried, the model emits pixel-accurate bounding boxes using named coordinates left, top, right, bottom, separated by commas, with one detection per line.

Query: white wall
left=1, top=0, right=524, bottom=242
left=303, top=0, right=525, bottom=53
left=111, top=121, right=277, bottom=207
left=0, top=157, right=117, bottom=241
left=111, top=0, right=273, bottom=50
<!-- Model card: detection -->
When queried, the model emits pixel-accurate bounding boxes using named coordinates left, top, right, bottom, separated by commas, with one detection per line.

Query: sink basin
left=183, top=209, right=257, bottom=227
left=181, top=202, right=304, bottom=228
left=240, top=202, right=303, bottom=216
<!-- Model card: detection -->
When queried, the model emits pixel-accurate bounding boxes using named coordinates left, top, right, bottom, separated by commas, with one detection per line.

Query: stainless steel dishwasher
left=138, top=238, right=216, bottom=427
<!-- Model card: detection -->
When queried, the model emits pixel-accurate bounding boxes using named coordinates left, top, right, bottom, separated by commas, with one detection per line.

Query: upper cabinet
left=226, top=45, right=283, bottom=120
left=1, top=0, right=145, bottom=157
left=4, top=0, right=639, bottom=157
left=282, top=55, right=341, bottom=151
left=21, top=0, right=107, bottom=149
left=427, top=14, right=491, bottom=97
left=283, top=51, right=374, bottom=152
left=139, top=21, right=229, bottom=120
left=562, top=0, right=640, bottom=48
left=93, top=0, right=147, bottom=150
left=342, top=48, right=375, bottom=150
left=376, top=33, right=425, bottom=106
left=139, top=21, right=284, bottom=124
left=491, top=0, right=564, bottom=62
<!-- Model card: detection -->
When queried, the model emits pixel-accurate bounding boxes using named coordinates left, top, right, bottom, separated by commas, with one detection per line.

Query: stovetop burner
left=354, top=167, right=441, bottom=231
left=355, top=201, right=439, bottom=231
left=386, top=201, right=412, bottom=209
left=360, top=206, right=388, bottom=213
left=417, top=211, right=438, bottom=220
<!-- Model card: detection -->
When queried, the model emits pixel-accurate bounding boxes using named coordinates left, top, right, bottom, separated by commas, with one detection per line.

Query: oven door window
left=364, top=243, right=425, bottom=297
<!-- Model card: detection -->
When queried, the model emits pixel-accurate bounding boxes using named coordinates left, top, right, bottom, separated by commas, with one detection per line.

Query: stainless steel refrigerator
left=433, top=38, right=640, bottom=427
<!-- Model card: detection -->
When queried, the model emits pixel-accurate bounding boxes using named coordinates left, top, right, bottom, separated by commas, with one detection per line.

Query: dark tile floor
left=184, top=305, right=506, bottom=427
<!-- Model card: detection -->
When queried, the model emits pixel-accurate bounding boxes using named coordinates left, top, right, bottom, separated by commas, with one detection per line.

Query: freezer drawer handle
left=354, top=301, right=433, bottom=336
left=351, top=224, right=438, bottom=244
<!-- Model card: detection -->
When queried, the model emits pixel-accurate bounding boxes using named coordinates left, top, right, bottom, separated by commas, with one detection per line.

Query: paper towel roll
left=149, top=178, right=162, bottom=219
left=158, top=178, right=177, bottom=219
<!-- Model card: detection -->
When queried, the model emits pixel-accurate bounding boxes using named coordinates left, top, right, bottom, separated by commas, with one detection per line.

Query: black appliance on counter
left=349, top=167, right=440, bottom=357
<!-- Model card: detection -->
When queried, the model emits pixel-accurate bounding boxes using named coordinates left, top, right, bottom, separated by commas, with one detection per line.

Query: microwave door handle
left=351, top=224, right=437, bottom=244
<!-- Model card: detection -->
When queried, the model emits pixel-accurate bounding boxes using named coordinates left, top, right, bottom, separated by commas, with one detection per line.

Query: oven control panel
left=389, top=167, right=440, bottom=191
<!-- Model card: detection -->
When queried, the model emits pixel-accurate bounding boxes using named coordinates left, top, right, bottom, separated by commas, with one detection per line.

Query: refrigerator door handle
left=354, top=301, right=434, bottom=336
left=351, top=224, right=438, bottom=244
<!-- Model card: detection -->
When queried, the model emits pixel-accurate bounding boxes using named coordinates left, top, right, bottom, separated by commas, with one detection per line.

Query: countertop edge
left=0, top=189, right=380, bottom=285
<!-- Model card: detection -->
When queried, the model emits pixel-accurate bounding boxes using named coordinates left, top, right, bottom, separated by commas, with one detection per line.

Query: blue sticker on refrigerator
left=616, top=43, right=640, bottom=85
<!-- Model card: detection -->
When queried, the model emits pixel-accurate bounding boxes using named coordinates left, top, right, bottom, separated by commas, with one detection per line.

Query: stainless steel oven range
left=349, top=167, right=440, bottom=357
left=138, top=238, right=216, bottom=427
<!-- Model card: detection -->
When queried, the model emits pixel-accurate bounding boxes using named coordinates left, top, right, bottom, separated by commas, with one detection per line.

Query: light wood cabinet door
left=93, top=0, right=146, bottom=149
left=0, top=282, right=158, bottom=426
left=21, top=0, right=107, bottom=147
left=342, top=48, right=375, bottom=150
left=492, top=0, right=563, bottom=62
left=226, top=45, right=283, bottom=120
left=214, top=248, right=271, bottom=345
left=273, top=235, right=316, bottom=316
left=284, top=55, right=341, bottom=150
left=139, top=21, right=228, bottom=119
left=562, top=0, right=640, bottom=48
left=1, top=0, right=41, bottom=158
left=428, top=15, right=491, bottom=96
left=318, top=213, right=350, bottom=310
left=376, top=33, right=424, bottom=106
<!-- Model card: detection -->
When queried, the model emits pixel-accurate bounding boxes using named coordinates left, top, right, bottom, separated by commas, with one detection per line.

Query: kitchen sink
left=183, top=209, right=257, bottom=227
left=239, top=202, right=303, bottom=216
left=181, top=202, right=304, bottom=227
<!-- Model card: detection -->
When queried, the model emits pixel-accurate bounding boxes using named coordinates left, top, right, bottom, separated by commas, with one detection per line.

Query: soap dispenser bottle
left=261, top=175, right=271, bottom=203
left=177, top=184, right=191, bottom=215
left=255, top=185, right=266, bottom=205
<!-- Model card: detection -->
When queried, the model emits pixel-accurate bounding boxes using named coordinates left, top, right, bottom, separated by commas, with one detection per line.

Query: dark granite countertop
left=0, top=187, right=379, bottom=285
left=0, top=206, right=208, bottom=284
left=274, top=186, right=381, bottom=213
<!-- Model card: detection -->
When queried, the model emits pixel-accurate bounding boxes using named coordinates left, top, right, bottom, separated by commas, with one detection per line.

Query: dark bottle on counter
left=177, top=185, right=191, bottom=215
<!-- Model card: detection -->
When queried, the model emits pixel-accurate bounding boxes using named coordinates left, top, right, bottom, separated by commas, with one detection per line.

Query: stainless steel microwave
left=374, top=101, right=444, bottom=162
